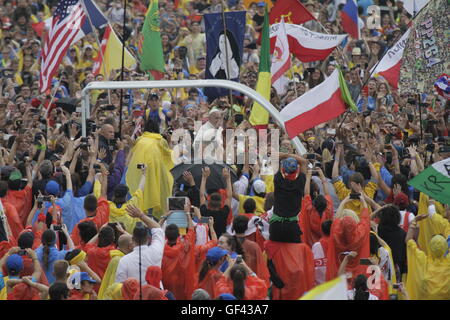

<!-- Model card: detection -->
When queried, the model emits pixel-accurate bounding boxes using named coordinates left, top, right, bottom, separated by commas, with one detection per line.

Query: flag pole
left=119, top=0, right=127, bottom=139
left=220, top=0, right=234, bottom=106
left=80, top=0, right=111, bottom=104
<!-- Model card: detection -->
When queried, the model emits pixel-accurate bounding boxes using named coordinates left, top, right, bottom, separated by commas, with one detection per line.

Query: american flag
left=40, top=0, right=87, bottom=93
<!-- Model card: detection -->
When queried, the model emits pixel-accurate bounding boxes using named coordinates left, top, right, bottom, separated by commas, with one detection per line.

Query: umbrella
left=171, top=161, right=238, bottom=191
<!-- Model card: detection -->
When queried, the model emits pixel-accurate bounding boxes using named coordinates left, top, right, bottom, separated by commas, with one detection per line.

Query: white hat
left=253, top=179, right=266, bottom=194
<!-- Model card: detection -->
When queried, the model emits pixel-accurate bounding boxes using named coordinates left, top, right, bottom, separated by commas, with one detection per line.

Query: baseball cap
left=6, top=254, right=24, bottom=274
left=218, top=293, right=237, bottom=300
left=76, top=272, right=97, bottom=284
left=282, top=157, right=299, bottom=174
left=253, top=179, right=266, bottom=194
left=352, top=47, right=362, bottom=56
left=45, top=180, right=60, bottom=196
left=206, top=247, right=228, bottom=264
left=8, top=170, right=22, bottom=181
left=257, top=1, right=265, bottom=7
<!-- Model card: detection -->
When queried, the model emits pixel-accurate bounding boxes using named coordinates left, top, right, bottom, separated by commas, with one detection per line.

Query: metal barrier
left=81, top=79, right=307, bottom=154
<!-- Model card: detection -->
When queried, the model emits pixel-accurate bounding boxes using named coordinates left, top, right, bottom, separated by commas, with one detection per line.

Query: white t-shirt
left=399, top=210, right=414, bottom=231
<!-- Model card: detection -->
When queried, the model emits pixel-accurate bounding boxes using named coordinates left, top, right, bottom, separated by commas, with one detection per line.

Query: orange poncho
left=326, top=208, right=370, bottom=281
left=5, top=185, right=32, bottom=226
left=162, top=228, right=197, bottom=300
left=7, top=283, right=40, bottom=300
left=265, top=240, right=315, bottom=300
left=85, top=243, right=116, bottom=280
left=299, top=195, right=334, bottom=247
left=241, top=238, right=270, bottom=286
left=214, top=274, right=268, bottom=300
left=198, top=269, right=222, bottom=298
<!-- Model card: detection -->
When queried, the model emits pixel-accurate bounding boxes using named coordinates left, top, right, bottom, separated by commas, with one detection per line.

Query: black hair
left=78, top=221, right=97, bottom=244
left=144, top=118, right=160, bottom=133
left=391, top=174, right=409, bottom=195
left=98, top=226, right=115, bottom=248
left=221, top=233, right=245, bottom=256
left=209, top=193, right=222, bottom=210
left=133, top=222, right=149, bottom=246
left=229, top=264, right=247, bottom=300
left=321, top=220, right=332, bottom=236
left=313, top=195, right=328, bottom=217
left=243, top=198, right=256, bottom=214
left=49, top=282, right=70, bottom=300
left=165, top=224, right=180, bottom=242
left=370, top=233, right=380, bottom=257
left=42, top=230, right=56, bottom=270
left=18, top=232, right=34, bottom=249
left=232, top=215, right=249, bottom=234
left=7, top=179, right=21, bottom=191
left=199, top=255, right=224, bottom=282
left=353, top=274, right=370, bottom=300
left=379, top=205, right=401, bottom=227
left=83, top=194, right=98, bottom=213
left=324, top=161, right=334, bottom=180
left=0, top=181, right=8, bottom=198
left=264, top=192, right=274, bottom=212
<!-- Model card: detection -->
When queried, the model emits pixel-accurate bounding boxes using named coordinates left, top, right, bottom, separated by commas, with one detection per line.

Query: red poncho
left=300, top=195, right=334, bottom=247
left=161, top=228, right=196, bottom=300
left=198, top=269, right=222, bottom=298
left=122, top=278, right=140, bottom=300
left=85, top=243, right=116, bottom=280
left=71, top=197, right=110, bottom=246
left=326, top=208, right=370, bottom=281
left=354, top=265, right=390, bottom=300
left=7, top=283, right=40, bottom=300
left=194, top=239, right=217, bottom=272
left=135, top=285, right=168, bottom=300
left=265, top=240, right=315, bottom=300
left=241, top=238, right=270, bottom=286
left=214, top=274, right=268, bottom=300
left=5, top=185, right=32, bottom=226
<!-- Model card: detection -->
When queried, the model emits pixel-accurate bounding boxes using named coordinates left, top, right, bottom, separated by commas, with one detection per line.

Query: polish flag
left=371, top=29, right=410, bottom=89
left=270, top=23, right=347, bottom=62
left=271, top=19, right=291, bottom=95
left=280, top=69, right=357, bottom=138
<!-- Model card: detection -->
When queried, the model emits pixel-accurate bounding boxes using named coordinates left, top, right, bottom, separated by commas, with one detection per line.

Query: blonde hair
left=335, top=209, right=360, bottom=223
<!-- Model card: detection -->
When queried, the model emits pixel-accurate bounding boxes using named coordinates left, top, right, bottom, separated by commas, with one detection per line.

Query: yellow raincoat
left=416, top=193, right=449, bottom=255
left=406, top=236, right=450, bottom=300
left=93, top=180, right=143, bottom=233
left=98, top=250, right=125, bottom=300
left=102, top=282, right=123, bottom=300
left=333, top=179, right=378, bottom=214
left=0, top=275, right=8, bottom=300
left=126, top=132, right=174, bottom=218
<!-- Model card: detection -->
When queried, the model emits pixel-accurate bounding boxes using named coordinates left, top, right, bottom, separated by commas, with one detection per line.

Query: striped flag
left=39, top=0, right=107, bottom=93
left=341, top=0, right=359, bottom=39
left=280, top=68, right=357, bottom=138
left=249, top=6, right=271, bottom=128
left=270, top=23, right=347, bottom=63
left=92, top=25, right=137, bottom=78
left=371, top=29, right=410, bottom=89
left=408, top=158, right=450, bottom=205
left=270, top=18, right=290, bottom=95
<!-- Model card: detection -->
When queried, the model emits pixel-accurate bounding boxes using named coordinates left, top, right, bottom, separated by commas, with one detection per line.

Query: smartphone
left=306, top=154, right=316, bottom=160
left=200, top=217, right=210, bottom=224
left=235, top=255, right=243, bottom=264
left=17, top=249, right=27, bottom=256
left=137, top=163, right=145, bottom=169
left=167, top=197, right=188, bottom=211
left=326, top=128, right=336, bottom=135
left=360, top=258, right=373, bottom=265
left=392, top=283, right=400, bottom=289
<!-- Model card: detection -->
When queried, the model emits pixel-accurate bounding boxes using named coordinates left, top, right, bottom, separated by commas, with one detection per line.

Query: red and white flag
left=271, top=19, right=290, bottom=95
left=92, top=26, right=109, bottom=75
left=370, top=28, right=410, bottom=89
left=270, top=23, right=347, bottom=62
left=280, top=69, right=357, bottom=138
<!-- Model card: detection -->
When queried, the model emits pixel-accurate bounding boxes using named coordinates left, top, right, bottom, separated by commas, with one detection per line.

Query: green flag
left=139, top=0, right=165, bottom=79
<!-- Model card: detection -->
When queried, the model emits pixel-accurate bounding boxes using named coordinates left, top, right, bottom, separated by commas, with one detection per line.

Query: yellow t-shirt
left=333, top=178, right=378, bottom=214
left=238, top=194, right=265, bottom=216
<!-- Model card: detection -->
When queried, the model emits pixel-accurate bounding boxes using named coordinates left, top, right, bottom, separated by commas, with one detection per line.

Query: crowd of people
left=0, top=0, right=449, bottom=301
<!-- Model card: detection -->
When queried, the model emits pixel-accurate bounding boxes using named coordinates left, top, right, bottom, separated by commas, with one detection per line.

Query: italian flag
left=408, top=158, right=450, bottom=205
left=249, top=6, right=271, bottom=128
left=280, top=68, right=357, bottom=138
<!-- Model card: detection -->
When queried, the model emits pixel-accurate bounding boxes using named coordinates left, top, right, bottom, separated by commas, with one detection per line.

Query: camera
left=235, top=255, right=243, bottom=264
left=17, top=249, right=27, bottom=256
left=37, top=195, right=52, bottom=202
left=53, top=225, right=62, bottom=231
left=137, top=163, right=145, bottom=169
left=349, top=193, right=361, bottom=200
